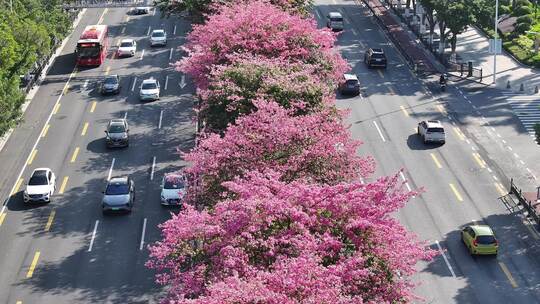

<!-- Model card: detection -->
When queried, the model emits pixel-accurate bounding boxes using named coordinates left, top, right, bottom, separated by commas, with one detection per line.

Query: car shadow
left=406, top=133, right=444, bottom=150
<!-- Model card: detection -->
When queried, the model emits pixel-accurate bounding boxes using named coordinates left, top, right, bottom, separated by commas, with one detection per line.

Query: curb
left=0, top=8, right=87, bottom=154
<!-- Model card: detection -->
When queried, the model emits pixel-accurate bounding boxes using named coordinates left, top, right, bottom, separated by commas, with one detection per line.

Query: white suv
left=160, top=173, right=187, bottom=206
left=417, top=120, right=446, bottom=144
left=139, top=77, right=160, bottom=101
left=150, top=29, right=167, bottom=47
left=24, top=168, right=56, bottom=203
left=117, top=39, right=136, bottom=57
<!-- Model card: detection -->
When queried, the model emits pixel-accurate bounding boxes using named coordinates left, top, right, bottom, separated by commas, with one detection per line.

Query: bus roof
left=78, top=25, right=107, bottom=44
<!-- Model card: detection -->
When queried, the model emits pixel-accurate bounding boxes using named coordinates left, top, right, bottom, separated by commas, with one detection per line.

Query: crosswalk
left=503, top=92, right=540, bottom=137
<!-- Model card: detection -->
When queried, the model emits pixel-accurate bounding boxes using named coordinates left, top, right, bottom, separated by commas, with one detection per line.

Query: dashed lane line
left=41, top=124, right=50, bottom=138
left=88, top=220, right=99, bottom=252
left=26, top=251, right=40, bottom=278
left=70, top=147, right=80, bottom=163
left=373, top=121, right=386, bottom=142
left=44, top=209, right=55, bottom=232
left=449, top=183, right=464, bottom=202
left=498, top=262, right=518, bottom=288
left=81, top=122, right=89, bottom=136
left=27, top=149, right=38, bottom=165
left=430, top=153, right=442, bottom=169
left=436, top=240, right=456, bottom=278
left=399, top=105, right=409, bottom=116
left=59, top=176, right=69, bottom=194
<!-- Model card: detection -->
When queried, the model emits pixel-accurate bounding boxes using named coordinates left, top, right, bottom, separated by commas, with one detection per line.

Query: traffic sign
left=489, top=39, right=502, bottom=54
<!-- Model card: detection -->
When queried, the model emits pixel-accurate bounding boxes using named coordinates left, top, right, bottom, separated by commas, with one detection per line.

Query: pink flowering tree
left=199, top=55, right=336, bottom=131
left=177, top=0, right=347, bottom=89
left=183, top=100, right=374, bottom=206
left=147, top=170, right=435, bottom=303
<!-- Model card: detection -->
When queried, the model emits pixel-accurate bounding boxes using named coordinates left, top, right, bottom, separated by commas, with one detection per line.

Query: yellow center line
left=377, top=69, right=384, bottom=78
left=449, top=183, right=464, bottom=202
left=90, top=101, right=97, bottom=113
left=472, top=153, right=486, bottom=169
left=81, top=122, right=89, bottom=136
left=44, top=209, right=55, bottom=232
left=70, top=147, right=80, bottom=163
left=105, top=66, right=111, bottom=75
left=498, top=262, right=518, bottom=288
left=399, top=105, right=409, bottom=116
left=0, top=212, right=6, bottom=227
left=59, top=176, right=69, bottom=194
left=52, top=103, right=61, bottom=115
left=41, top=124, right=50, bottom=138
left=453, top=127, right=465, bottom=141
left=27, top=149, right=38, bottom=165
left=26, top=251, right=40, bottom=278
left=16, top=301, right=22, bottom=304
left=494, top=182, right=507, bottom=196
left=436, top=104, right=447, bottom=115
left=388, top=86, right=396, bottom=95
left=12, top=178, right=24, bottom=195
left=430, top=153, right=442, bottom=169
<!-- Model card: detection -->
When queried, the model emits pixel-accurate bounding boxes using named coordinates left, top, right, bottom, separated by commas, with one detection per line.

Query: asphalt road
left=0, top=6, right=194, bottom=304
left=315, top=0, right=540, bottom=303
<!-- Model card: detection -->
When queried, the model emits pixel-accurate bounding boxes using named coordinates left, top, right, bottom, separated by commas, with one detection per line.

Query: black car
left=100, top=75, right=120, bottom=95
left=364, top=48, right=387, bottom=69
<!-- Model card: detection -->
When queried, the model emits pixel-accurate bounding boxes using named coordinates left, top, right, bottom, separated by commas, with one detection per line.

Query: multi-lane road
left=316, top=0, right=540, bottom=303
left=0, top=6, right=194, bottom=304
left=1, top=1, right=540, bottom=304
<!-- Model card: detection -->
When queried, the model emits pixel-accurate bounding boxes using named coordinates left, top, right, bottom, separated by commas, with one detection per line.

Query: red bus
left=76, top=25, right=108, bottom=66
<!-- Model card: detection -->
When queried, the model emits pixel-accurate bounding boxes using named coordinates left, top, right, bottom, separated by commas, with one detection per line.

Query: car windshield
left=477, top=235, right=496, bottom=244
left=346, top=80, right=358, bottom=86
left=330, top=17, right=343, bottom=22
left=104, top=77, right=118, bottom=84
left=427, top=128, right=444, bottom=133
left=164, top=176, right=185, bottom=189
left=142, top=82, right=157, bottom=90
left=105, top=183, right=129, bottom=195
left=372, top=53, right=385, bottom=58
left=109, top=124, right=125, bottom=133
left=28, top=175, right=47, bottom=185
left=120, top=42, right=133, bottom=48
left=152, top=31, right=165, bottom=37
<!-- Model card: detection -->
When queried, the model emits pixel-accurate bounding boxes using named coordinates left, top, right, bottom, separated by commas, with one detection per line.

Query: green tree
left=434, top=0, right=476, bottom=55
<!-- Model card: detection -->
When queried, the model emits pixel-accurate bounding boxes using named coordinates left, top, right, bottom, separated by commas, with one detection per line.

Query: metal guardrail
left=509, top=178, right=540, bottom=225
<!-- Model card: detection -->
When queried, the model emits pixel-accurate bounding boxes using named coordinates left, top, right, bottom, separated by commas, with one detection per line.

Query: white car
left=24, top=168, right=56, bottom=203
left=117, top=39, right=136, bottom=57
left=417, top=120, right=446, bottom=144
left=160, top=173, right=186, bottom=206
left=150, top=29, right=167, bottom=47
left=139, top=77, right=160, bottom=101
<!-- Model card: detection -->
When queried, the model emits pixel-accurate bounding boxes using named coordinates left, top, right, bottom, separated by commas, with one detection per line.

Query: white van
left=327, top=12, right=344, bottom=31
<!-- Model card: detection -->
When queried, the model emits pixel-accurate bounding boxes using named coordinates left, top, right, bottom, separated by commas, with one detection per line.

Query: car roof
left=108, top=176, right=128, bottom=184
left=470, top=225, right=494, bottom=236
left=120, top=38, right=134, bottom=43
left=343, top=73, right=358, bottom=81
left=370, top=48, right=384, bottom=53
left=105, top=74, right=118, bottom=79
left=328, top=12, right=343, bottom=18
left=426, top=120, right=443, bottom=127
left=152, top=29, right=165, bottom=33
left=142, top=78, right=157, bottom=84
left=32, top=168, right=49, bottom=175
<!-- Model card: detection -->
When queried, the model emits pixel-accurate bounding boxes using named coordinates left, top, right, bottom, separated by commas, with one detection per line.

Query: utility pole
left=493, top=0, right=499, bottom=84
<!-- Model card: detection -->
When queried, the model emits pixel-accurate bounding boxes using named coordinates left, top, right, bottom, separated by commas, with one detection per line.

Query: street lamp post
left=493, top=0, right=499, bottom=84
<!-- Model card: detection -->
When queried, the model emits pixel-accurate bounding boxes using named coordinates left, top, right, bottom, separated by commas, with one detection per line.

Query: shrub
left=517, top=14, right=533, bottom=24
left=499, top=5, right=511, bottom=15
left=515, top=22, right=532, bottom=33
left=514, top=0, right=531, bottom=7
left=514, top=5, right=532, bottom=16
left=514, top=34, right=534, bottom=51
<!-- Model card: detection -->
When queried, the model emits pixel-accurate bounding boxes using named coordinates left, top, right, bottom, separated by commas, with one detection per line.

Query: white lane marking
left=492, top=175, right=499, bottom=181
left=150, top=156, right=156, bottom=180
left=373, top=121, right=386, bottom=142
left=436, top=240, right=456, bottom=278
left=179, top=74, right=186, bottom=89
left=164, top=75, right=169, bottom=90
left=88, top=220, right=99, bottom=252
left=158, top=110, right=163, bottom=129
left=2, top=67, right=77, bottom=212
left=465, top=139, right=471, bottom=144
left=508, top=146, right=513, bottom=151
left=514, top=153, right=519, bottom=158
left=173, top=25, right=177, bottom=35
left=351, top=27, right=358, bottom=35
left=139, top=218, right=147, bottom=250
left=399, top=171, right=412, bottom=191
left=131, top=77, right=137, bottom=91
left=140, top=49, right=145, bottom=60
left=314, top=9, right=321, bottom=19
left=146, top=26, right=151, bottom=36
left=123, top=112, right=128, bottom=120
left=490, top=127, right=496, bottom=132
left=502, top=140, right=507, bottom=144
left=520, top=160, right=525, bottom=165
left=108, top=158, right=115, bottom=181
left=526, top=168, right=532, bottom=173
left=169, top=48, right=173, bottom=60
left=83, top=79, right=89, bottom=90
left=487, top=167, right=493, bottom=173
left=152, top=7, right=156, bottom=16
left=496, top=133, right=502, bottom=138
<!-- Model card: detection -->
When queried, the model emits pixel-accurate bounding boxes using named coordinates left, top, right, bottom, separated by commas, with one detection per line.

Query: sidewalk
left=455, top=26, right=540, bottom=93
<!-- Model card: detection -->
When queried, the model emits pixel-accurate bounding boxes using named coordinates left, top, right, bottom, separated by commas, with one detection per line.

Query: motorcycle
left=440, top=82, right=446, bottom=92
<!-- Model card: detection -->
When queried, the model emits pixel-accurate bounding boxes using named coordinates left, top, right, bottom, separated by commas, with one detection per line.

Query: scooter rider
left=439, top=74, right=446, bottom=85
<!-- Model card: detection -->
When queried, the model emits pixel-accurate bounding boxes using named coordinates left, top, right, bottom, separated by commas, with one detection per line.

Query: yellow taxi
left=461, top=225, right=498, bottom=256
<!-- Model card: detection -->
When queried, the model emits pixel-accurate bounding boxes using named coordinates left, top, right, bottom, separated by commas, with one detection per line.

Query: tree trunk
left=450, top=33, right=457, bottom=54
left=438, top=20, right=447, bottom=56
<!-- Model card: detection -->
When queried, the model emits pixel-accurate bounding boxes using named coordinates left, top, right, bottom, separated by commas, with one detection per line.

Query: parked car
left=102, top=176, right=135, bottom=214
left=417, top=120, right=445, bottom=144
left=100, top=75, right=120, bottom=95
left=461, top=225, right=498, bottom=255
left=338, top=73, right=360, bottom=96
left=160, top=173, right=187, bottom=206
left=117, top=39, right=136, bottom=57
left=139, top=77, right=160, bottom=101
left=364, top=48, right=387, bottom=68
left=23, top=168, right=56, bottom=203
left=150, top=29, right=167, bottom=47
left=105, top=119, right=129, bottom=148
left=327, top=12, right=344, bottom=31
left=133, top=7, right=150, bottom=14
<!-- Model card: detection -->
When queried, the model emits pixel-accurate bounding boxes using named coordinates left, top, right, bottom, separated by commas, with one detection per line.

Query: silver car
left=102, top=176, right=135, bottom=213
left=105, top=119, right=129, bottom=148
left=150, top=29, right=167, bottom=47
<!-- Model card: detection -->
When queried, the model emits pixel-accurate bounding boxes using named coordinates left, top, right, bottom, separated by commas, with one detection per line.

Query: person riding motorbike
left=439, top=74, right=446, bottom=85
